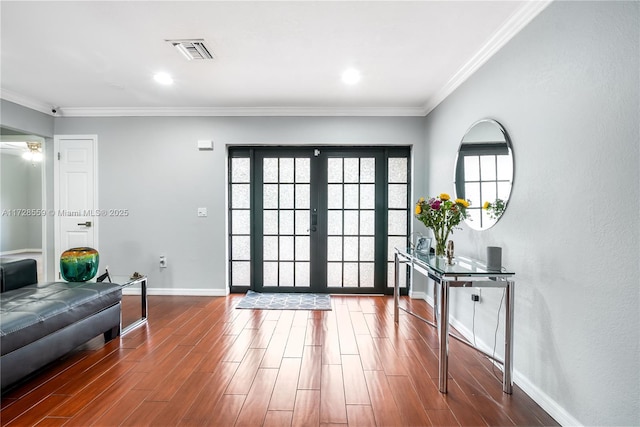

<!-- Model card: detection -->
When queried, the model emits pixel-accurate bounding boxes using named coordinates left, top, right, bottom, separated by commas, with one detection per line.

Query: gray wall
left=26, top=161, right=42, bottom=248
left=0, top=101, right=54, bottom=139
left=422, top=1, right=639, bottom=425
left=54, top=116, right=425, bottom=294
left=0, top=101, right=51, bottom=273
left=0, top=153, right=42, bottom=251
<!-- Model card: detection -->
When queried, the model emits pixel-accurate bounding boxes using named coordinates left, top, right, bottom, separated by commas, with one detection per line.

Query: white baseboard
left=122, top=287, right=229, bottom=297
left=0, top=249, right=43, bottom=256
left=418, top=294, right=579, bottom=427
left=512, top=369, right=581, bottom=426
left=409, top=290, right=426, bottom=300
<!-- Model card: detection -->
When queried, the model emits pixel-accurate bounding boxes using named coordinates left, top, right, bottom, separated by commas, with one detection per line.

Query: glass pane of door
left=259, top=154, right=312, bottom=290
left=229, top=156, right=251, bottom=288
left=325, top=156, right=377, bottom=290
left=387, top=157, right=409, bottom=289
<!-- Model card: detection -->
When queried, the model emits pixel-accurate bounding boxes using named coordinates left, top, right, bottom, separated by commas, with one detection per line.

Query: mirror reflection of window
left=454, top=119, right=514, bottom=230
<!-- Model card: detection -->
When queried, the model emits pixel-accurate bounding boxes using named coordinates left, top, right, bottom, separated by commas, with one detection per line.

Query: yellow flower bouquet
left=483, top=198, right=505, bottom=220
left=415, top=193, right=470, bottom=257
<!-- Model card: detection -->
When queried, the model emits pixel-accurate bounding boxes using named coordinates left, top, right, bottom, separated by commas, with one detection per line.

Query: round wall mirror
left=454, top=119, right=514, bottom=230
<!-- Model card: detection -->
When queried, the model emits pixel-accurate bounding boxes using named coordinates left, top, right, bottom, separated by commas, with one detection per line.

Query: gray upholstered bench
left=0, top=259, right=122, bottom=390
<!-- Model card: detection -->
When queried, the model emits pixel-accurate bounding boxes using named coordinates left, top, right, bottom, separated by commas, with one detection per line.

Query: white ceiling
left=0, top=1, right=550, bottom=117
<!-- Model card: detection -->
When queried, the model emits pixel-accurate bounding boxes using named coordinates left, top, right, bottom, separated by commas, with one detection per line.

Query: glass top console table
left=394, top=247, right=515, bottom=394
left=112, top=275, right=148, bottom=335
left=91, top=274, right=148, bottom=335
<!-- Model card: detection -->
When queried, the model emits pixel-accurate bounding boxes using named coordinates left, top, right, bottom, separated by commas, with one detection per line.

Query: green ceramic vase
left=60, top=247, right=99, bottom=282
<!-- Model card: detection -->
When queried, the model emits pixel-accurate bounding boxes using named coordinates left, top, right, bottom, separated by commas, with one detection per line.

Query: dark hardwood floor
left=1, top=294, right=558, bottom=426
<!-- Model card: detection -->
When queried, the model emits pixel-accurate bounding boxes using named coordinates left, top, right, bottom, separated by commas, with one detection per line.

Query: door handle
left=78, top=221, right=92, bottom=227
left=310, top=209, right=317, bottom=232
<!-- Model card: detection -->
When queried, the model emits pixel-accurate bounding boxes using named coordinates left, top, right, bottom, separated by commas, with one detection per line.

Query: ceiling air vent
left=166, top=39, right=213, bottom=60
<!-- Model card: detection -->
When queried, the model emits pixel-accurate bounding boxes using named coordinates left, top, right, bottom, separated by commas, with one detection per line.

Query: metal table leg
left=394, top=252, right=400, bottom=323
left=121, top=277, right=148, bottom=335
left=503, top=280, right=514, bottom=394
left=438, top=280, right=450, bottom=393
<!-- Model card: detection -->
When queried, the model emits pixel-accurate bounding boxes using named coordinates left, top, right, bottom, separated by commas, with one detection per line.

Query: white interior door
left=54, top=135, right=98, bottom=279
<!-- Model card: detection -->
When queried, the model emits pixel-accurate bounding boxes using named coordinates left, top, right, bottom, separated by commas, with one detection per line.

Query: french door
left=229, top=146, right=410, bottom=294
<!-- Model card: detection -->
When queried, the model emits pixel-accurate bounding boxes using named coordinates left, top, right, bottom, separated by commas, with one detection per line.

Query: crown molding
left=0, top=88, right=55, bottom=116
left=1, top=1, right=551, bottom=119
left=0, top=88, right=423, bottom=117
left=422, top=0, right=553, bottom=115
left=56, top=106, right=426, bottom=117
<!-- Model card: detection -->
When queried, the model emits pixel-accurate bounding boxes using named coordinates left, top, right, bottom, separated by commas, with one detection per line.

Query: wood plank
left=260, top=332, right=289, bottom=369
left=249, top=319, right=277, bottom=349
left=269, top=358, right=302, bottom=411
left=427, top=408, right=461, bottom=426
left=404, top=357, right=450, bottom=411
left=321, top=311, right=342, bottom=365
left=133, top=344, right=192, bottom=389
left=341, top=355, right=370, bottom=405
left=273, top=310, right=295, bottom=335
left=205, top=394, right=245, bottom=426
left=223, top=328, right=259, bottom=362
left=304, top=318, right=324, bottom=346
left=90, top=389, right=150, bottom=426
left=123, top=326, right=178, bottom=363
left=335, top=304, right=359, bottom=354
left=348, top=310, right=370, bottom=335
left=386, top=375, right=433, bottom=426
left=191, top=321, right=227, bottom=354
left=372, top=337, right=408, bottom=376
left=440, top=379, right=488, bottom=426
left=180, top=362, right=239, bottom=425
left=346, top=405, right=377, bottom=426
left=147, top=366, right=216, bottom=426
left=297, top=345, right=322, bottom=390
left=235, top=368, right=279, bottom=426
left=120, top=400, right=167, bottom=427
left=291, top=390, right=320, bottom=427
left=4, top=394, right=68, bottom=427
left=225, top=348, right=266, bottom=394
left=145, top=350, right=206, bottom=401
left=223, top=309, right=253, bottom=335
left=283, top=325, right=307, bottom=358
left=33, top=417, right=70, bottom=427
left=319, top=364, right=347, bottom=424
left=195, top=333, right=238, bottom=372
left=363, top=370, right=403, bottom=427
left=46, top=360, right=136, bottom=417
left=64, top=371, right=147, bottom=425
left=354, top=334, right=382, bottom=371
left=363, top=313, right=387, bottom=338
left=263, top=410, right=293, bottom=427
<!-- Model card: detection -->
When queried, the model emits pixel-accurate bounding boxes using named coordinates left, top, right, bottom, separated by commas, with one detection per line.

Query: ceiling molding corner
left=422, top=0, right=553, bottom=116
left=59, top=106, right=427, bottom=118
left=0, top=88, right=56, bottom=116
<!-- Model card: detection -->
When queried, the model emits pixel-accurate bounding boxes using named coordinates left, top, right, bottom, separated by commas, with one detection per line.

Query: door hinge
left=57, top=152, right=61, bottom=160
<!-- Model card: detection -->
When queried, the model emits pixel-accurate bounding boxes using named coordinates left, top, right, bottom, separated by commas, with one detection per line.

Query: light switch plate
left=197, top=207, right=208, bottom=217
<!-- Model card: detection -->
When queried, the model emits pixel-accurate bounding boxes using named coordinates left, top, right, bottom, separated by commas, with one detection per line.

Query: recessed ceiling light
left=154, top=72, right=174, bottom=85
left=342, top=68, right=361, bottom=85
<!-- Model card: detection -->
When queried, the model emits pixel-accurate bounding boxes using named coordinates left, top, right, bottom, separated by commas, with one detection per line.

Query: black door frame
left=228, top=145, right=410, bottom=295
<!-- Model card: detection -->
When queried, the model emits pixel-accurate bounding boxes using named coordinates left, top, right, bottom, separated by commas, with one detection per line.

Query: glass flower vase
left=434, top=237, right=447, bottom=258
